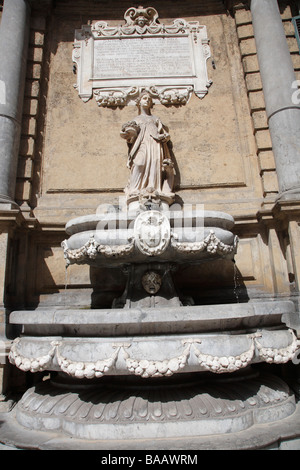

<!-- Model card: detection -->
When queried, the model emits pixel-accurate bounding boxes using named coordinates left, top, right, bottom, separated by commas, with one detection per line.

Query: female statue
left=120, top=92, right=175, bottom=203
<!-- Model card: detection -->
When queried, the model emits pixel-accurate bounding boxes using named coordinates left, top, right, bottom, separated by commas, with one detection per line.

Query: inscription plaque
left=93, top=36, right=194, bottom=80
left=73, top=6, right=212, bottom=107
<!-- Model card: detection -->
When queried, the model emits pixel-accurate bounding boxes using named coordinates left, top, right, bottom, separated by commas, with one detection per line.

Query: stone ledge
left=0, top=383, right=300, bottom=450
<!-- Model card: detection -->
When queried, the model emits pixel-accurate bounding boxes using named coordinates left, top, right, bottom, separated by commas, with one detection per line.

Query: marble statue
left=120, top=92, right=175, bottom=204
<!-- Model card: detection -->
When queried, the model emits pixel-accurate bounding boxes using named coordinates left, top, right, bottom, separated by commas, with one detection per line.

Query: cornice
left=223, top=0, right=250, bottom=14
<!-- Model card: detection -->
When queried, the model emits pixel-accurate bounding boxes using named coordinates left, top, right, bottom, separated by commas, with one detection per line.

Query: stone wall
left=1, top=0, right=300, bottom=327
left=235, top=3, right=300, bottom=202
left=2, top=0, right=295, bottom=314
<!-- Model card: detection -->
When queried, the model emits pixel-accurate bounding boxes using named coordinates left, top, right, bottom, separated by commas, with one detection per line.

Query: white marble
left=73, top=6, right=211, bottom=106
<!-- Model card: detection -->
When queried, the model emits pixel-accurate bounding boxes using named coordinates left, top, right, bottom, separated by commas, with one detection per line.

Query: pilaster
left=0, top=209, right=26, bottom=400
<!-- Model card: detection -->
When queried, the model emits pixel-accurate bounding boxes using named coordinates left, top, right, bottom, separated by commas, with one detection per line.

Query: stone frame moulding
left=72, top=6, right=212, bottom=107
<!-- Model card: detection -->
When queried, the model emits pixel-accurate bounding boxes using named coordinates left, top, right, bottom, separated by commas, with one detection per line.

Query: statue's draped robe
left=125, top=114, right=170, bottom=194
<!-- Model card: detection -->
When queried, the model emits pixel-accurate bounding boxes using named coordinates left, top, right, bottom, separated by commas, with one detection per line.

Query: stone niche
left=39, top=3, right=260, bottom=218
left=29, top=2, right=270, bottom=309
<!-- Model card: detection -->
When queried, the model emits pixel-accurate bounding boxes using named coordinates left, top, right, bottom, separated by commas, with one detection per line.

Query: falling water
left=233, top=261, right=240, bottom=303
left=64, top=264, right=70, bottom=306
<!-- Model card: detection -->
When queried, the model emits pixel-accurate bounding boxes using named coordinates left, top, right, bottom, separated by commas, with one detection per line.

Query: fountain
left=7, top=92, right=300, bottom=449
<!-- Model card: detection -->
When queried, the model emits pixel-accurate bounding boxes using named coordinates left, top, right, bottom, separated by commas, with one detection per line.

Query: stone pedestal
left=14, top=370, right=297, bottom=442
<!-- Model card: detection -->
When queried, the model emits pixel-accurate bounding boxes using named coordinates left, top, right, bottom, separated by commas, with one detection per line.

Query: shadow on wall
left=172, top=258, right=249, bottom=306
left=90, top=258, right=249, bottom=309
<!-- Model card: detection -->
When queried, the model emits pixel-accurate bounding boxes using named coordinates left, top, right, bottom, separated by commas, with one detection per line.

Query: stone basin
left=9, top=300, right=300, bottom=378
left=62, top=209, right=238, bottom=267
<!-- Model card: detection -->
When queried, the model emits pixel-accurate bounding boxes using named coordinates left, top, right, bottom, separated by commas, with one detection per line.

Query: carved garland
left=192, top=335, right=257, bottom=374
left=55, top=344, right=124, bottom=379
left=61, top=236, right=135, bottom=266
left=9, top=330, right=300, bottom=377
left=61, top=230, right=238, bottom=266
left=171, top=230, right=238, bottom=256
left=255, top=331, right=300, bottom=364
left=8, top=338, right=59, bottom=373
left=124, top=342, right=192, bottom=378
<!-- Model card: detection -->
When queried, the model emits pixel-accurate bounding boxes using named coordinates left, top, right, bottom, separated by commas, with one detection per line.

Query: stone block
left=280, top=5, right=292, bottom=20
left=23, top=98, right=38, bottom=116
left=258, top=151, right=276, bottom=171
left=15, top=180, right=32, bottom=201
left=287, top=37, right=299, bottom=54
left=236, top=24, right=254, bottom=40
left=242, top=55, right=259, bottom=73
left=291, top=54, right=300, bottom=70
left=235, top=8, right=252, bottom=26
left=22, top=117, right=37, bottom=137
left=26, top=63, right=42, bottom=80
left=252, top=111, right=268, bottom=130
left=239, top=38, right=257, bottom=56
left=28, top=46, right=44, bottom=63
left=25, top=80, right=40, bottom=98
left=245, top=72, right=262, bottom=92
left=262, top=171, right=278, bottom=193
left=30, top=30, right=44, bottom=47
left=248, top=91, right=266, bottom=111
left=19, top=137, right=35, bottom=157
left=17, top=157, right=33, bottom=179
left=283, top=20, right=296, bottom=36
left=255, top=129, right=272, bottom=150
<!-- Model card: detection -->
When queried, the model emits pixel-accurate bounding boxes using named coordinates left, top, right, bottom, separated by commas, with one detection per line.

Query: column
left=0, top=0, right=31, bottom=208
left=250, top=0, right=300, bottom=200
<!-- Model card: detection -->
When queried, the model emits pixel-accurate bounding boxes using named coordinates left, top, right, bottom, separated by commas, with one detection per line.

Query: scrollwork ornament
left=74, top=7, right=211, bottom=105
left=94, top=90, right=127, bottom=107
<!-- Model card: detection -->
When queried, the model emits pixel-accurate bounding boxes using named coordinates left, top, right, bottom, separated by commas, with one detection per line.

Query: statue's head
left=136, top=91, right=154, bottom=113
